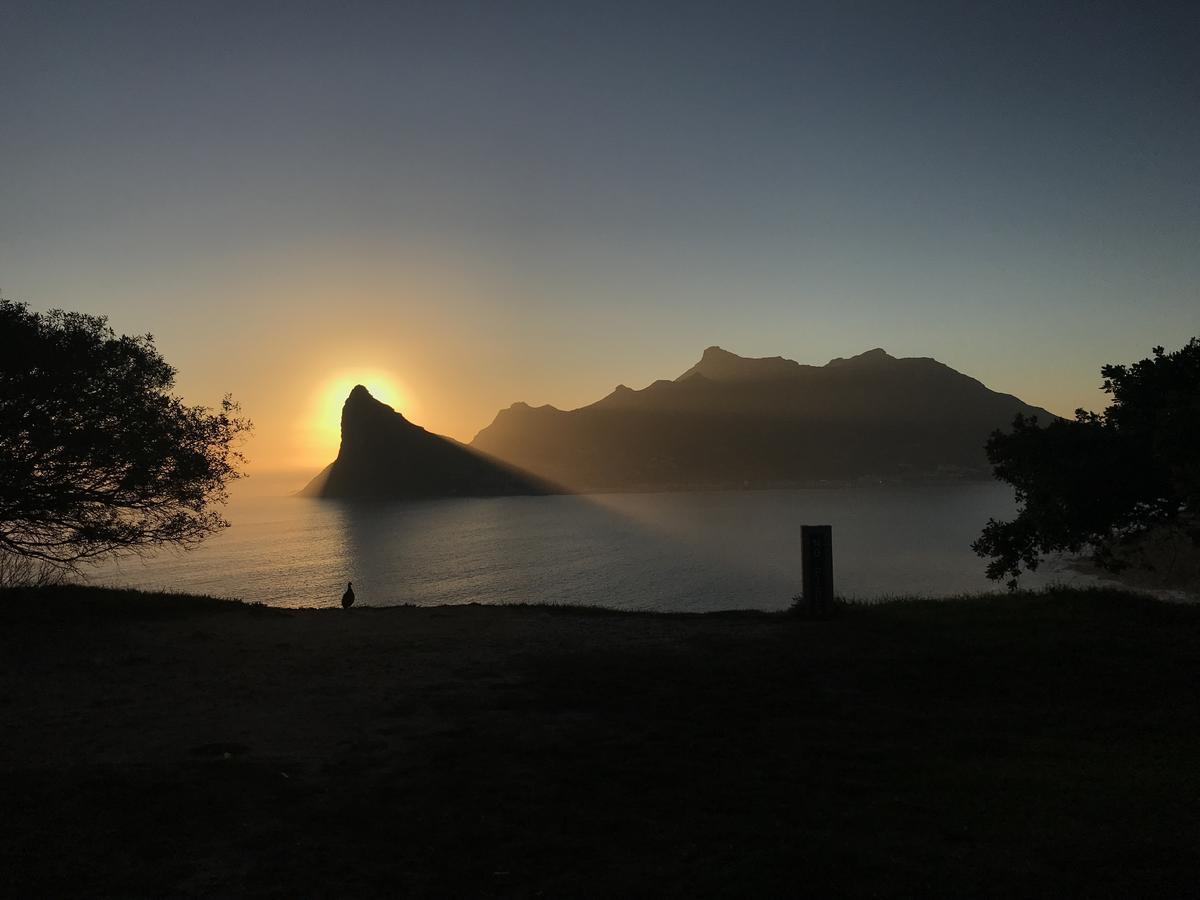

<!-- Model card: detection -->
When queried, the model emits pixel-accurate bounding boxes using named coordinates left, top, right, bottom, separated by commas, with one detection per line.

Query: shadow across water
left=86, top=484, right=1100, bottom=610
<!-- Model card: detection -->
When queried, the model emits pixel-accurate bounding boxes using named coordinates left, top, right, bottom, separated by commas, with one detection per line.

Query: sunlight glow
left=305, top=370, right=413, bottom=465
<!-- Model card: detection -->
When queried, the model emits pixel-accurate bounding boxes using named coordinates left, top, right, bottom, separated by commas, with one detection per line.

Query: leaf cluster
left=0, top=300, right=251, bottom=570
left=974, top=339, right=1200, bottom=586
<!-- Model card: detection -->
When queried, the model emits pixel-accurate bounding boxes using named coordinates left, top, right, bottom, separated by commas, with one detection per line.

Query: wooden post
left=801, top=525, right=834, bottom=617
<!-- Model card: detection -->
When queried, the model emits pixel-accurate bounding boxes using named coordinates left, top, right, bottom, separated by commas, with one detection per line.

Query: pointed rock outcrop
left=301, top=386, right=553, bottom=499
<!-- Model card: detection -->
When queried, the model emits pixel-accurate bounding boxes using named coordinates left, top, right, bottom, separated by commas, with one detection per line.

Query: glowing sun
left=306, top=370, right=412, bottom=462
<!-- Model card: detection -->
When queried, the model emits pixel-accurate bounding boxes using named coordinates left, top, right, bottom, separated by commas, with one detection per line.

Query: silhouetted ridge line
left=470, top=347, right=1055, bottom=491
left=675, top=345, right=810, bottom=383
left=300, top=387, right=555, bottom=499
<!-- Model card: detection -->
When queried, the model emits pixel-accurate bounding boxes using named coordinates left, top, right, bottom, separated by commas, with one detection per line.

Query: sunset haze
left=3, top=2, right=1197, bottom=479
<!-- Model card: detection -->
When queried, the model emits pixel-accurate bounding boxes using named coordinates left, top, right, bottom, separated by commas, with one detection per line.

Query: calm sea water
left=85, top=483, right=1095, bottom=611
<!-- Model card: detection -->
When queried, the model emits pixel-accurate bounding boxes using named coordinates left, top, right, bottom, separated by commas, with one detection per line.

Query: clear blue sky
left=2, top=1, right=1197, bottom=472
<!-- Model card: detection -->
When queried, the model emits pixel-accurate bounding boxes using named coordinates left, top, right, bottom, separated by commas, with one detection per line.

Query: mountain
left=301, top=385, right=553, bottom=499
left=470, top=347, right=1056, bottom=491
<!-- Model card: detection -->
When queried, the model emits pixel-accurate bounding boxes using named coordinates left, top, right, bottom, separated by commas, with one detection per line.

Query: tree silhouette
left=974, top=339, right=1200, bottom=586
left=0, top=299, right=251, bottom=570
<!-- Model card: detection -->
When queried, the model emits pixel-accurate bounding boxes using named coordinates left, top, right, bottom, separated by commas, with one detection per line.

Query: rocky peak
left=676, top=346, right=804, bottom=383
left=825, top=348, right=895, bottom=367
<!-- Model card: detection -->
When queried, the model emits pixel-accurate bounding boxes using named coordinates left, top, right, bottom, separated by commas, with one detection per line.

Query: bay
left=86, top=482, right=1095, bottom=610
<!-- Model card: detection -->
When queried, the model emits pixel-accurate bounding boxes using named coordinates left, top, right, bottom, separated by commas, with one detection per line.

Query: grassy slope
left=1, top=586, right=1198, bottom=898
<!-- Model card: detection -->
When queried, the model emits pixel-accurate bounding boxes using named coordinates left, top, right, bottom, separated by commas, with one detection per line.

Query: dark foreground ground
left=1, top=586, right=1198, bottom=898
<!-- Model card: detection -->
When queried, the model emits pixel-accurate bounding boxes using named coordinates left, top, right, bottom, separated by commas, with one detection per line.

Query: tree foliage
left=974, top=339, right=1200, bottom=586
left=0, top=299, right=251, bottom=570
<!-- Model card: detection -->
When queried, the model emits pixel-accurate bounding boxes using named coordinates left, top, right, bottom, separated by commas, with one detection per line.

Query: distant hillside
left=301, top=386, right=552, bottom=499
left=470, top=347, right=1056, bottom=491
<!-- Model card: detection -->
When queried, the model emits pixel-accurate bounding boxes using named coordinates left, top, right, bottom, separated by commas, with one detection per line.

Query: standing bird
left=341, top=581, right=355, bottom=609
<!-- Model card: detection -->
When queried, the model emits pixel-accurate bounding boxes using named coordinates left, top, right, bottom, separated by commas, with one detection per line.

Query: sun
left=306, top=369, right=412, bottom=464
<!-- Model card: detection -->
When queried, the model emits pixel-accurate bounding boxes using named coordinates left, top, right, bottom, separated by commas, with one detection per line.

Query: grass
left=1, top=585, right=1198, bottom=897
left=0, top=583, right=280, bottom=622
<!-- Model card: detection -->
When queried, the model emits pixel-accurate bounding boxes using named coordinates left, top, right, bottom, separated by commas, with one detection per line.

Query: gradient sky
left=2, top=1, right=1197, bottom=480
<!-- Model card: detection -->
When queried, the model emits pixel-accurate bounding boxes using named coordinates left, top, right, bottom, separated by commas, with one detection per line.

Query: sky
left=2, top=1, right=1197, bottom=481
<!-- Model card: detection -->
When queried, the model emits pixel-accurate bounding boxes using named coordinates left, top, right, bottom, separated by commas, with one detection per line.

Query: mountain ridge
left=469, top=346, right=1055, bottom=491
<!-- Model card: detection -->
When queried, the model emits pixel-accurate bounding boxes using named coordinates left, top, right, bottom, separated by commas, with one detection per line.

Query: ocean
left=86, top=482, right=1095, bottom=610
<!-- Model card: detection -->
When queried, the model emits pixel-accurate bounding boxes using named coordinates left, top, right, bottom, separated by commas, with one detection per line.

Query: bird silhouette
left=341, top=581, right=355, bottom=609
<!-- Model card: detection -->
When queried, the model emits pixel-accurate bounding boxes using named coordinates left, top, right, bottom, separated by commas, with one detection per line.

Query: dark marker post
left=801, top=525, right=834, bottom=617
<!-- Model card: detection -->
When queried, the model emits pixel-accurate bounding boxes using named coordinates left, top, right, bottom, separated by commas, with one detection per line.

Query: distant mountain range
left=304, top=347, right=1054, bottom=499
left=300, top=385, right=551, bottom=499
left=470, top=347, right=1055, bottom=491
